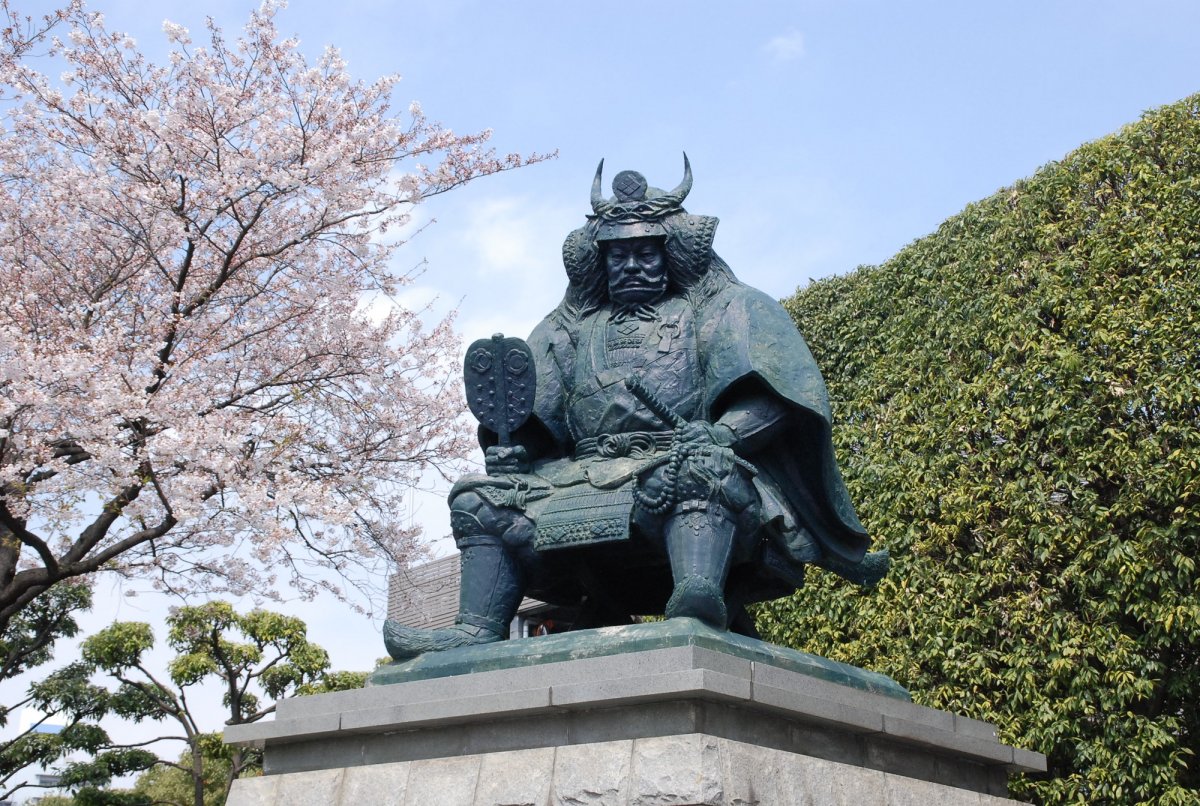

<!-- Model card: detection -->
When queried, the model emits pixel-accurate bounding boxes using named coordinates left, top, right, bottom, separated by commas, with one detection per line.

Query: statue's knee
left=449, top=490, right=535, bottom=550
left=450, top=492, right=499, bottom=544
left=501, top=518, right=539, bottom=562
left=675, top=450, right=757, bottom=514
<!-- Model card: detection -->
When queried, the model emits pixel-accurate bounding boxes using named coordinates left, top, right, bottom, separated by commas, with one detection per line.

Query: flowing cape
left=694, top=282, right=869, bottom=569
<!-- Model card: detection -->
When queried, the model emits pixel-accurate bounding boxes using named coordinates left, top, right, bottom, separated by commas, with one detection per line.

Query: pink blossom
left=0, top=0, right=552, bottom=623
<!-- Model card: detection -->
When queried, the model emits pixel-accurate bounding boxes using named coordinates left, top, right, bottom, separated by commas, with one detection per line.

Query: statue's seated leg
left=663, top=503, right=735, bottom=627
left=384, top=489, right=530, bottom=660
left=653, top=448, right=759, bottom=630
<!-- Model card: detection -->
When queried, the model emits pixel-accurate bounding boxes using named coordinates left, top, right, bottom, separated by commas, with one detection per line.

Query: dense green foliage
left=296, top=669, right=371, bottom=695
left=759, top=93, right=1200, bottom=803
left=29, top=788, right=150, bottom=806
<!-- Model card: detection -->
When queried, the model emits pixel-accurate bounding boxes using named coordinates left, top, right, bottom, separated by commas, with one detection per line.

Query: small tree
left=0, top=654, right=157, bottom=804
left=32, top=796, right=82, bottom=806
left=0, top=0, right=548, bottom=639
left=69, top=601, right=360, bottom=806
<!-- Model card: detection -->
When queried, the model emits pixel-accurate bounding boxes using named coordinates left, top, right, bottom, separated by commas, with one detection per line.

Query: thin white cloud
left=764, top=29, right=805, bottom=62
left=460, top=311, right=547, bottom=348
left=454, top=193, right=577, bottom=328
left=463, top=197, right=554, bottom=276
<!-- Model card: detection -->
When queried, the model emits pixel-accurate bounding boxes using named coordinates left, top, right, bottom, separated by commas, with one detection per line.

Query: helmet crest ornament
left=612, top=170, right=648, bottom=202
left=590, top=153, right=693, bottom=222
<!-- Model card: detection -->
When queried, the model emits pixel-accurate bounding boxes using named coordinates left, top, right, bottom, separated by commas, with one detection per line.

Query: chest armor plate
left=566, top=296, right=703, bottom=438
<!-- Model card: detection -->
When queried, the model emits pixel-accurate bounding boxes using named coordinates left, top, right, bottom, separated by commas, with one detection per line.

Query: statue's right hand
left=485, top=445, right=530, bottom=476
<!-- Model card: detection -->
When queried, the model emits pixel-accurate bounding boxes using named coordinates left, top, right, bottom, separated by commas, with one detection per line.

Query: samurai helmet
left=561, top=154, right=721, bottom=307
left=589, top=154, right=693, bottom=242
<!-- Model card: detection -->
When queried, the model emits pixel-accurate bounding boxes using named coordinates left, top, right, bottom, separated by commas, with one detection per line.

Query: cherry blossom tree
left=0, top=0, right=549, bottom=634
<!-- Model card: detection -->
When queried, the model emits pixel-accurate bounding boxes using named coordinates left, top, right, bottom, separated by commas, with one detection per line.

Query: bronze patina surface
left=383, top=156, right=889, bottom=663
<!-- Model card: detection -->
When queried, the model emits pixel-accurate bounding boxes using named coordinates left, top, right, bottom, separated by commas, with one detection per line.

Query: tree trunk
left=192, top=744, right=205, bottom=806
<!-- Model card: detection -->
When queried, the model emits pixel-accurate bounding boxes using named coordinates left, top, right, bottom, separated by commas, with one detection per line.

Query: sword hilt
left=625, top=374, right=687, bottom=429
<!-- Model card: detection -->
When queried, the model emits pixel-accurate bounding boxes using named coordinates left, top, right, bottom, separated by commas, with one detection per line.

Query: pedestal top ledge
left=374, top=617, right=909, bottom=695
left=224, top=619, right=1046, bottom=777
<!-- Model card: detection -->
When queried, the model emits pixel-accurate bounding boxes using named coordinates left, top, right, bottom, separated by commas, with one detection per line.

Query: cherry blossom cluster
left=0, top=0, right=548, bottom=619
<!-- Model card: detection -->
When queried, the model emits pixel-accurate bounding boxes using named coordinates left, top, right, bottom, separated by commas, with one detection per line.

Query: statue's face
left=604, top=237, right=667, bottom=305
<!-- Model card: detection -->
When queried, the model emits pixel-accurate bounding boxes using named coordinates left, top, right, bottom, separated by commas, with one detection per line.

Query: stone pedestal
left=225, top=620, right=1044, bottom=805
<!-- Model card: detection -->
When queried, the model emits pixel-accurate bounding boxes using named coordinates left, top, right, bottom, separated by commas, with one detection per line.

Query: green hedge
left=761, top=93, right=1200, bottom=804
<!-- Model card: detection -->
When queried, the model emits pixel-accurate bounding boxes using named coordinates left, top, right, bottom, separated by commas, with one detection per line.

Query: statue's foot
left=664, top=576, right=728, bottom=629
left=855, top=550, right=891, bottom=586
left=383, top=619, right=504, bottom=661
left=818, top=548, right=891, bottom=587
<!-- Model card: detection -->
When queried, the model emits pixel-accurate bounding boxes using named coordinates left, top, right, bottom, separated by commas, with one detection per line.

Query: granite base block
left=228, top=734, right=1024, bottom=805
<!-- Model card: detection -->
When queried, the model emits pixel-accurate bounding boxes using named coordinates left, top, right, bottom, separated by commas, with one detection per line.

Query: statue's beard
left=609, top=281, right=667, bottom=306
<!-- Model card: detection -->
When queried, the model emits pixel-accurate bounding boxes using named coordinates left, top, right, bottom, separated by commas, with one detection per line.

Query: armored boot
left=817, top=548, right=891, bottom=587
left=383, top=533, right=522, bottom=661
left=663, top=502, right=736, bottom=629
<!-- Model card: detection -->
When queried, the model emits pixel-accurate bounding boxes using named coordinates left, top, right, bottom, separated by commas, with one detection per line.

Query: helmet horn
left=662, top=152, right=693, bottom=206
left=590, top=159, right=605, bottom=213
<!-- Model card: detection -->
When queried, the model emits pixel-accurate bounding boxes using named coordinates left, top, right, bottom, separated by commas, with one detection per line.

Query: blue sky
left=70, top=1, right=1200, bottom=309
left=6, top=0, right=1200, bottom=762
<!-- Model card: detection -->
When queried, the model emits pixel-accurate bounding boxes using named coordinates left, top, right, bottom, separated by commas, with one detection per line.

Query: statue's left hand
left=485, top=444, right=531, bottom=476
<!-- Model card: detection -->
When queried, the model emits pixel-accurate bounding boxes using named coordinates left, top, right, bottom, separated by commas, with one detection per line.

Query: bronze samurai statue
left=385, top=156, right=888, bottom=660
